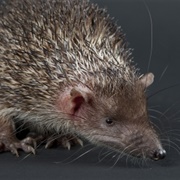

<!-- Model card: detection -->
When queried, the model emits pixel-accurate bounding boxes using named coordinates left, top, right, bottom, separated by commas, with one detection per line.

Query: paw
left=0, top=136, right=36, bottom=156
left=45, top=135, right=83, bottom=150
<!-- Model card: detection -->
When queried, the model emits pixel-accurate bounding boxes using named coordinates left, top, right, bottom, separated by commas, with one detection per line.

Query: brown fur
left=0, top=0, right=165, bottom=160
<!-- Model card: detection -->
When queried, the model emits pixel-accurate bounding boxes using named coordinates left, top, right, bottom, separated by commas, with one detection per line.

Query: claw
left=13, top=150, right=19, bottom=157
left=21, top=137, right=37, bottom=149
left=45, top=139, right=54, bottom=149
left=66, top=141, right=71, bottom=150
left=44, top=134, right=83, bottom=150
left=10, top=145, right=19, bottom=157
left=76, top=138, right=83, bottom=147
left=20, top=142, right=35, bottom=154
left=30, top=147, right=36, bottom=155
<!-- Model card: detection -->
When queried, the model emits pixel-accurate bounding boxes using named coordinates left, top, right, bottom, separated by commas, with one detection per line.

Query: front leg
left=0, top=117, right=36, bottom=156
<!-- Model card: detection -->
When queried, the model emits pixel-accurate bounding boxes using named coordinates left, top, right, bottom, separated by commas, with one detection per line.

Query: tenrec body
left=0, top=0, right=166, bottom=160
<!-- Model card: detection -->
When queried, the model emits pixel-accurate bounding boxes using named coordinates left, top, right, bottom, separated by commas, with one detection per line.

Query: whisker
left=148, top=83, right=180, bottom=99
left=97, top=148, right=114, bottom=163
left=143, top=0, right=153, bottom=73
left=62, top=146, right=97, bottom=164
left=165, top=139, right=180, bottom=154
left=53, top=143, right=94, bottom=164
left=159, top=65, right=169, bottom=82
left=110, top=153, right=121, bottom=169
left=98, top=151, right=115, bottom=163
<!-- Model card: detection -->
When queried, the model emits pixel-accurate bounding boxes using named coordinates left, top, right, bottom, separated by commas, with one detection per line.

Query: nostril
left=153, top=149, right=166, bottom=160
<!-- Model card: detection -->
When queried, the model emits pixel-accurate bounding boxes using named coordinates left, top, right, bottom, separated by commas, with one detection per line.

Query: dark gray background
left=1, top=0, right=180, bottom=180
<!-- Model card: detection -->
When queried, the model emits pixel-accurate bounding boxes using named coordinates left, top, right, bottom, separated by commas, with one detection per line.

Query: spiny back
left=0, top=0, right=138, bottom=108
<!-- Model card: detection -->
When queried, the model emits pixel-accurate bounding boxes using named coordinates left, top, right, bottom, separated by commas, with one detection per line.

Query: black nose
left=153, top=149, right=166, bottom=160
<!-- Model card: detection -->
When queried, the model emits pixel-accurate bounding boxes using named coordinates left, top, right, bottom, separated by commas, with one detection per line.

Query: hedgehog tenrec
left=0, top=0, right=166, bottom=160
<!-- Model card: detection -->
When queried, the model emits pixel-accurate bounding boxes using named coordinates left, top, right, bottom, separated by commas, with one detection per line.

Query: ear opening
left=72, top=94, right=85, bottom=113
left=140, top=72, right=154, bottom=88
left=70, top=87, right=91, bottom=114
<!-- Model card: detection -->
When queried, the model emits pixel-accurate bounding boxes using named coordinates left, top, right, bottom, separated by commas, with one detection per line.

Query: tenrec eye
left=105, top=118, right=114, bottom=125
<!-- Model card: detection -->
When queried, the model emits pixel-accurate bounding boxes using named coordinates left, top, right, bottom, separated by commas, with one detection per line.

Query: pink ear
left=140, top=72, right=154, bottom=88
left=70, top=88, right=85, bottom=113
left=70, top=87, right=90, bottom=114
left=56, top=86, right=92, bottom=116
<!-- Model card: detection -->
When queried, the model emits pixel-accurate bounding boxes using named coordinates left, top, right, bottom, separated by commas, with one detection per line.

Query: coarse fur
left=0, top=0, right=165, bottom=160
